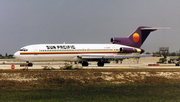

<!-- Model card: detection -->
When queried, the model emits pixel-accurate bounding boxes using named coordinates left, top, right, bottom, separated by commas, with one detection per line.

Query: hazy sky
left=0, top=0, right=179, bottom=55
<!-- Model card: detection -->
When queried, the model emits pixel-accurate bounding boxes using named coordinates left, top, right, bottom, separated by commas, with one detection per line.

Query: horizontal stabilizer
left=141, top=27, right=170, bottom=30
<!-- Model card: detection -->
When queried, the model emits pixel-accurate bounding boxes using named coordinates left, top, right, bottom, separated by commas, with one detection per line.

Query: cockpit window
left=20, top=48, right=28, bottom=51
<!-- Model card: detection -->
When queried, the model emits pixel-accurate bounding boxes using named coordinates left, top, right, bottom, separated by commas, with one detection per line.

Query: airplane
left=14, top=26, right=166, bottom=67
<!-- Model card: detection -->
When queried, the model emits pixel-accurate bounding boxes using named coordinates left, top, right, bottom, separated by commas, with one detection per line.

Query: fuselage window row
left=38, top=49, right=117, bottom=52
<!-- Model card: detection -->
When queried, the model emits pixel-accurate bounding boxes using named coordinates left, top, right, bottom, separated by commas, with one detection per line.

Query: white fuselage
left=14, top=44, right=141, bottom=62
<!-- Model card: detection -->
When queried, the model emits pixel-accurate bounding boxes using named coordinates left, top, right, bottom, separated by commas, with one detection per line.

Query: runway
left=0, top=62, right=180, bottom=70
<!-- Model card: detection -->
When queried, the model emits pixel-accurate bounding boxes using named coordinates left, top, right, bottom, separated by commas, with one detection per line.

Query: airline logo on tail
left=133, top=33, right=140, bottom=42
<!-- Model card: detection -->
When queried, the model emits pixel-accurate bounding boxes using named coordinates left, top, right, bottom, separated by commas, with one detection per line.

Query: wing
left=78, top=54, right=151, bottom=60
left=104, top=54, right=151, bottom=59
left=78, top=55, right=105, bottom=59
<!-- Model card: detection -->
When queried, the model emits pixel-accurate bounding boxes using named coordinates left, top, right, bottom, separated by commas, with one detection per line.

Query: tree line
left=146, top=51, right=180, bottom=57
left=0, top=53, right=14, bottom=59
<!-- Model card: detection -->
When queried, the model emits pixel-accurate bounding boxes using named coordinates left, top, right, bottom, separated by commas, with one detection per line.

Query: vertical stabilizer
left=110, top=26, right=157, bottom=48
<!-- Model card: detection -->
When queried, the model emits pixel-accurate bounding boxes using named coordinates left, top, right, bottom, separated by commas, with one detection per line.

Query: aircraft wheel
left=82, top=61, right=88, bottom=66
left=28, top=63, right=33, bottom=67
left=97, top=62, right=104, bottom=67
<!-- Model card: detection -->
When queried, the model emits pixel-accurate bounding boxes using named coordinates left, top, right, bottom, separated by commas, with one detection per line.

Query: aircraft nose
left=14, top=51, right=20, bottom=58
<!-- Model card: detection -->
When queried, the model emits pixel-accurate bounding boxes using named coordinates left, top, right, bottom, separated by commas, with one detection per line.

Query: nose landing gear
left=26, top=61, right=33, bottom=67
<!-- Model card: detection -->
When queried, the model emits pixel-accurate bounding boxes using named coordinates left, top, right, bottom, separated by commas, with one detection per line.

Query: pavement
left=0, top=62, right=180, bottom=70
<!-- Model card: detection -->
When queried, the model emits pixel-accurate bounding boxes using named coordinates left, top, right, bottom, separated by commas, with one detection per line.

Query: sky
left=0, top=0, right=179, bottom=55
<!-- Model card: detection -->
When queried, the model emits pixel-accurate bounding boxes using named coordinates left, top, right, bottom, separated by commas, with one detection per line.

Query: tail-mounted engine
left=120, top=47, right=144, bottom=54
left=110, top=38, right=121, bottom=43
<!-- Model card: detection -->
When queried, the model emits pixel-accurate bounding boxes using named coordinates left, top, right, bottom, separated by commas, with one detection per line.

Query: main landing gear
left=82, top=61, right=89, bottom=66
left=97, top=61, right=104, bottom=67
left=81, top=61, right=105, bottom=67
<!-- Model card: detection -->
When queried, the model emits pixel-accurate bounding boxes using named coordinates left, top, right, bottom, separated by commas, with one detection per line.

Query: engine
left=110, top=38, right=121, bottom=43
left=120, top=47, right=136, bottom=53
left=120, top=47, right=145, bottom=54
left=110, top=37, right=133, bottom=47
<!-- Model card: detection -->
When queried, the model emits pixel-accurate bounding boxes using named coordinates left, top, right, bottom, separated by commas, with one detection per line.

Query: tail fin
left=111, top=26, right=159, bottom=48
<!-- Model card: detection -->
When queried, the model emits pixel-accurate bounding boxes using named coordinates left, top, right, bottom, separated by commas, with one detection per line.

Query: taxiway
left=0, top=62, right=179, bottom=70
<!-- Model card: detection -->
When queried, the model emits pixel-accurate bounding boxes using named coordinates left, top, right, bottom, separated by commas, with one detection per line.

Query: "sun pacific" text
left=46, top=45, right=76, bottom=49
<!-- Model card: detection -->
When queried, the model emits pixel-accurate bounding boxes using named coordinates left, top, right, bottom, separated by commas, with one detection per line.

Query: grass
left=0, top=84, right=180, bottom=102
left=0, top=69, right=180, bottom=101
